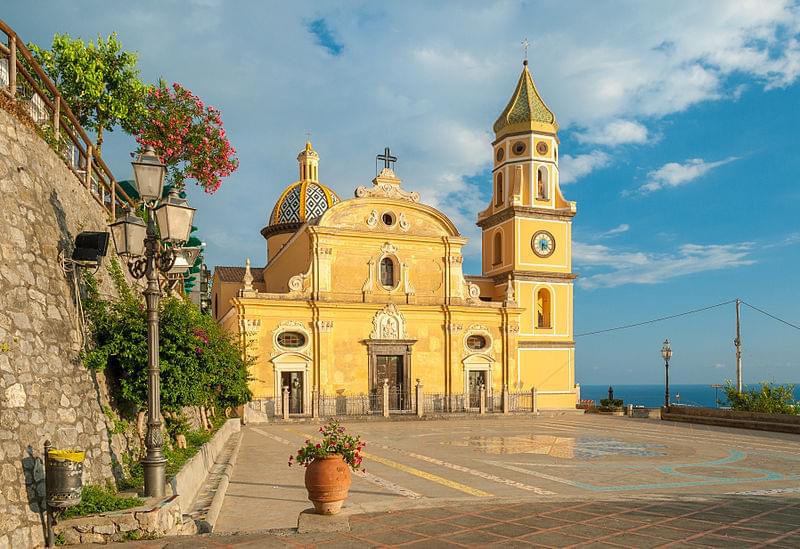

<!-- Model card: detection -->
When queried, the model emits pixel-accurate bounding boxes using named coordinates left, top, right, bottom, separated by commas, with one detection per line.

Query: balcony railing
left=0, top=19, right=133, bottom=220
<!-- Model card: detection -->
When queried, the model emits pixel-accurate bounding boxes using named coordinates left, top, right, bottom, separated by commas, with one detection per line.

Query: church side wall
left=0, top=107, right=120, bottom=548
left=262, top=230, right=310, bottom=293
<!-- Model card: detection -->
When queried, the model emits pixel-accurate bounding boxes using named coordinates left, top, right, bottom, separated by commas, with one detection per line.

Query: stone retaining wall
left=0, top=106, right=129, bottom=548
left=53, top=418, right=241, bottom=544
left=662, top=406, right=800, bottom=434
left=53, top=496, right=188, bottom=545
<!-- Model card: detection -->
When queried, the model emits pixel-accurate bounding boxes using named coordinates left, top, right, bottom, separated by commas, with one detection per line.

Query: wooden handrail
left=0, top=18, right=134, bottom=220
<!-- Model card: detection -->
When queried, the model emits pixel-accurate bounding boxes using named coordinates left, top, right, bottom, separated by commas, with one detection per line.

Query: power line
left=575, top=299, right=736, bottom=338
left=741, top=301, right=800, bottom=331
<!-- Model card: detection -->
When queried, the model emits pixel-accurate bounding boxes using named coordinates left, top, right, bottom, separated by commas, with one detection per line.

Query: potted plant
left=599, top=398, right=625, bottom=415
left=289, top=419, right=365, bottom=515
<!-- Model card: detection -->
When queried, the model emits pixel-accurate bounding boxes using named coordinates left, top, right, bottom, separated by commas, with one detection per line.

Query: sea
left=580, top=383, right=800, bottom=409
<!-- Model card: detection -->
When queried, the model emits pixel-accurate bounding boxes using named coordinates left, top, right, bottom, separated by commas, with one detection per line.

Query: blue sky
left=6, top=1, right=799, bottom=385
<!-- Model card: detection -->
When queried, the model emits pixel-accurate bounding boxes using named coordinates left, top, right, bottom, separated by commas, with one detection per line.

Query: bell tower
left=477, top=59, right=578, bottom=404
left=479, top=59, right=576, bottom=282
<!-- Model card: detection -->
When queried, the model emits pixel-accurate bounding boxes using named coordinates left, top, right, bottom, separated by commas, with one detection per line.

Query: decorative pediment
left=355, top=169, right=420, bottom=203
left=369, top=303, right=407, bottom=340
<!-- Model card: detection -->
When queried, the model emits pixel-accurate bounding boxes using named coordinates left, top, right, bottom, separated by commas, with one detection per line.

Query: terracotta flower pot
left=304, top=454, right=352, bottom=515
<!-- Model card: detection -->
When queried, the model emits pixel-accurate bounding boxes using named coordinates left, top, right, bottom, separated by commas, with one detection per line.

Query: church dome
left=262, top=142, right=340, bottom=242
left=269, top=179, right=340, bottom=225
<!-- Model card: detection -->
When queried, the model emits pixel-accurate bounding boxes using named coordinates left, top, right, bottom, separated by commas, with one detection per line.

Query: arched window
left=537, top=288, right=552, bottom=328
left=494, top=173, right=504, bottom=206
left=380, top=257, right=395, bottom=287
left=537, top=166, right=549, bottom=200
left=493, top=232, right=502, bottom=265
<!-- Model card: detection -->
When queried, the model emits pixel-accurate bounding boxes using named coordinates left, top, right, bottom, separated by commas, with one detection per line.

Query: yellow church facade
left=212, top=61, right=579, bottom=414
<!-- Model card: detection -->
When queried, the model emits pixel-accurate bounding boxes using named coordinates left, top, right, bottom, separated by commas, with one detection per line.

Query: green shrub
left=600, top=398, right=623, bottom=409
left=82, top=260, right=252, bottom=414
left=60, top=484, right=142, bottom=519
left=724, top=382, right=798, bottom=415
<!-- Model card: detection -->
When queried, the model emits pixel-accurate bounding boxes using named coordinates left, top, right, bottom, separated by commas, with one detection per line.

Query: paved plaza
left=74, top=415, right=800, bottom=547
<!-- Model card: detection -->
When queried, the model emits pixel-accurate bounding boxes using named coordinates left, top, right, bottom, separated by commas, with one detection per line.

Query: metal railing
left=0, top=19, right=133, bottom=220
left=247, top=387, right=542, bottom=419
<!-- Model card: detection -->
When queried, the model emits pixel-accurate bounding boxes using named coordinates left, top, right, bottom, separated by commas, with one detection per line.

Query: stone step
left=184, top=430, right=243, bottom=533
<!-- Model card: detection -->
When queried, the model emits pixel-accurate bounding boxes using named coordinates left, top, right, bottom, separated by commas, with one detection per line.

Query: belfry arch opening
left=495, top=172, right=504, bottom=206
left=493, top=231, right=503, bottom=265
left=537, top=166, right=549, bottom=200
left=537, top=287, right=552, bottom=328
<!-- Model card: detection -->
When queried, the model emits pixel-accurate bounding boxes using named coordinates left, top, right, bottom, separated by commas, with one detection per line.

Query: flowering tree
left=136, top=81, right=238, bottom=193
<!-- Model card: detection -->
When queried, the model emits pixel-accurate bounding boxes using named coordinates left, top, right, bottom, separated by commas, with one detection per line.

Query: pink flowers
left=136, top=81, right=239, bottom=194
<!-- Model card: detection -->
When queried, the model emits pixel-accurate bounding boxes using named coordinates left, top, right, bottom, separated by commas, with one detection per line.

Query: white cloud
left=598, top=224, right=630, bottom=238
left=638, top=157, right=738, bottom=193
left=559, top=151, right=611, bottom=184
left=17, top=1, right=799, bottom=268
left=574, top=241, right=755, bottom=289
left=576, top=120, right=649, bottom=146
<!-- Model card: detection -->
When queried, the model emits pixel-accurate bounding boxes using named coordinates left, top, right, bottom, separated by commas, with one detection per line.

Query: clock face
left=532, top=231, right=555, bottom=257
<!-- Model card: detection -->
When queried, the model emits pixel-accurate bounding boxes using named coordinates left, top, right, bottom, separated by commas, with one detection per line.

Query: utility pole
left=735, top=298, right=742, bottom=393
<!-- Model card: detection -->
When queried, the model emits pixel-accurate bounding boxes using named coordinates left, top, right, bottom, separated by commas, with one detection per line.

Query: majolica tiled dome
left=269, top=180, right=340, bottom=225
left=493, top=61, right=558, bottom=137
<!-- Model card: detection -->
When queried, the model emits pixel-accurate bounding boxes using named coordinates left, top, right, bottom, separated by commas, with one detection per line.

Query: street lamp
left=661, top=339, right=673, bottom=409
left=108, top=146, right=195, bottom=498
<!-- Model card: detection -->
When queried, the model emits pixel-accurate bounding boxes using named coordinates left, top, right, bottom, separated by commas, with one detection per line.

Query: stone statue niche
left=369, top=303, right=406, bottom=340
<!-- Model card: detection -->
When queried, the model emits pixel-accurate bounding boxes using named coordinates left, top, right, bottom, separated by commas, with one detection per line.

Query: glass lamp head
left=154, top=189, right=196, bottom=244
left=131, top=146, right=166, bottom=203
left=661, top=339, right=673, bottom=361
left=109, top=210, right=147, bottom=258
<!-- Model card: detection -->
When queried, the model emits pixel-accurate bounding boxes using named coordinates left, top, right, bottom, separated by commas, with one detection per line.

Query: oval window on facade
left=512, top=141, right=526, bottom=155
left=495, top=147, right=504, bottom=162
left=466, top=334, right=487, bottom=350
left=278, top=331, right=306, bottom=348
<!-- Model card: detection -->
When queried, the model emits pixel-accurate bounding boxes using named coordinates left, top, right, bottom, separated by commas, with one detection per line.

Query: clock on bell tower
left=476, top=58, right=578, bottom=406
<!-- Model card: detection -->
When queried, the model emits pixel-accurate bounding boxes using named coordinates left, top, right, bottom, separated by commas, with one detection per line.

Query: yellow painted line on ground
left=361, top=451, right=492, bottom=497
left=287, top=427, right=492, bottom=498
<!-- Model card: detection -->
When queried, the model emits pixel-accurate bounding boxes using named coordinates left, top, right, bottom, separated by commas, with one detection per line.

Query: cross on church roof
left=377, top=147, right=397, bottom=171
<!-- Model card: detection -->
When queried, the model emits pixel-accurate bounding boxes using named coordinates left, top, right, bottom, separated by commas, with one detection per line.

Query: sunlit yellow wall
left=232, top=298, right=515, bottom=399
left=517, top=347, right=575, bottom=409
left=262, top=229, right=310, bottom=293
left=515, top=281, right=573, bottom=337
left=515, top=218, right=571, bottom=273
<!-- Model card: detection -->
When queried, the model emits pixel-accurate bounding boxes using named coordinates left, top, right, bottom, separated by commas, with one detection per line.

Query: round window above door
left=466, top=334, right=488, bottom=351
left=277, top=331, right=306, bottom=349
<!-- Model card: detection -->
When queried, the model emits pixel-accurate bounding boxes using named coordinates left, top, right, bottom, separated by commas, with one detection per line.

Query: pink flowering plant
left=135, top=80, right=238, bottom=194
left=288, top=419, right=365, bottom=471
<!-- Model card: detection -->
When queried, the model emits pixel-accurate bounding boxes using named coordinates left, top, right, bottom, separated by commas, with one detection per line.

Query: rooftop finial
left=521, top=38, right=529, bottom=65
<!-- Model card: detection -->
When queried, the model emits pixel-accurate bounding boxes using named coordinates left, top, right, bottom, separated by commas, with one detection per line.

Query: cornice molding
left=477, top=205, right=575, bottom=229
left=518, top=340, right=575, bottom=349
left=492, top=271, right=578, bottom=284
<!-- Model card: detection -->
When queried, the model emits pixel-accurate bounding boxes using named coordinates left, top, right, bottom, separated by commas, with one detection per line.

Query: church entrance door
left=376, top=355, right=407, bottom=411
left=468, top=370, right=487, bottom=408
left=280, top=371, right=304, bottom=414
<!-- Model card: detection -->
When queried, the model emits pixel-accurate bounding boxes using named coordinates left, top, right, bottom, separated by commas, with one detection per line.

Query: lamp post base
left=142, top=457, right=168, bottom=498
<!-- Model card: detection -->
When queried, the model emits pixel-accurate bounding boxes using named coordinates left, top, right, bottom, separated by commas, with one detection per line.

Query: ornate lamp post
left=108, top=146, right=195, bottom=497
left=661, top=339, right=673, bottom=409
